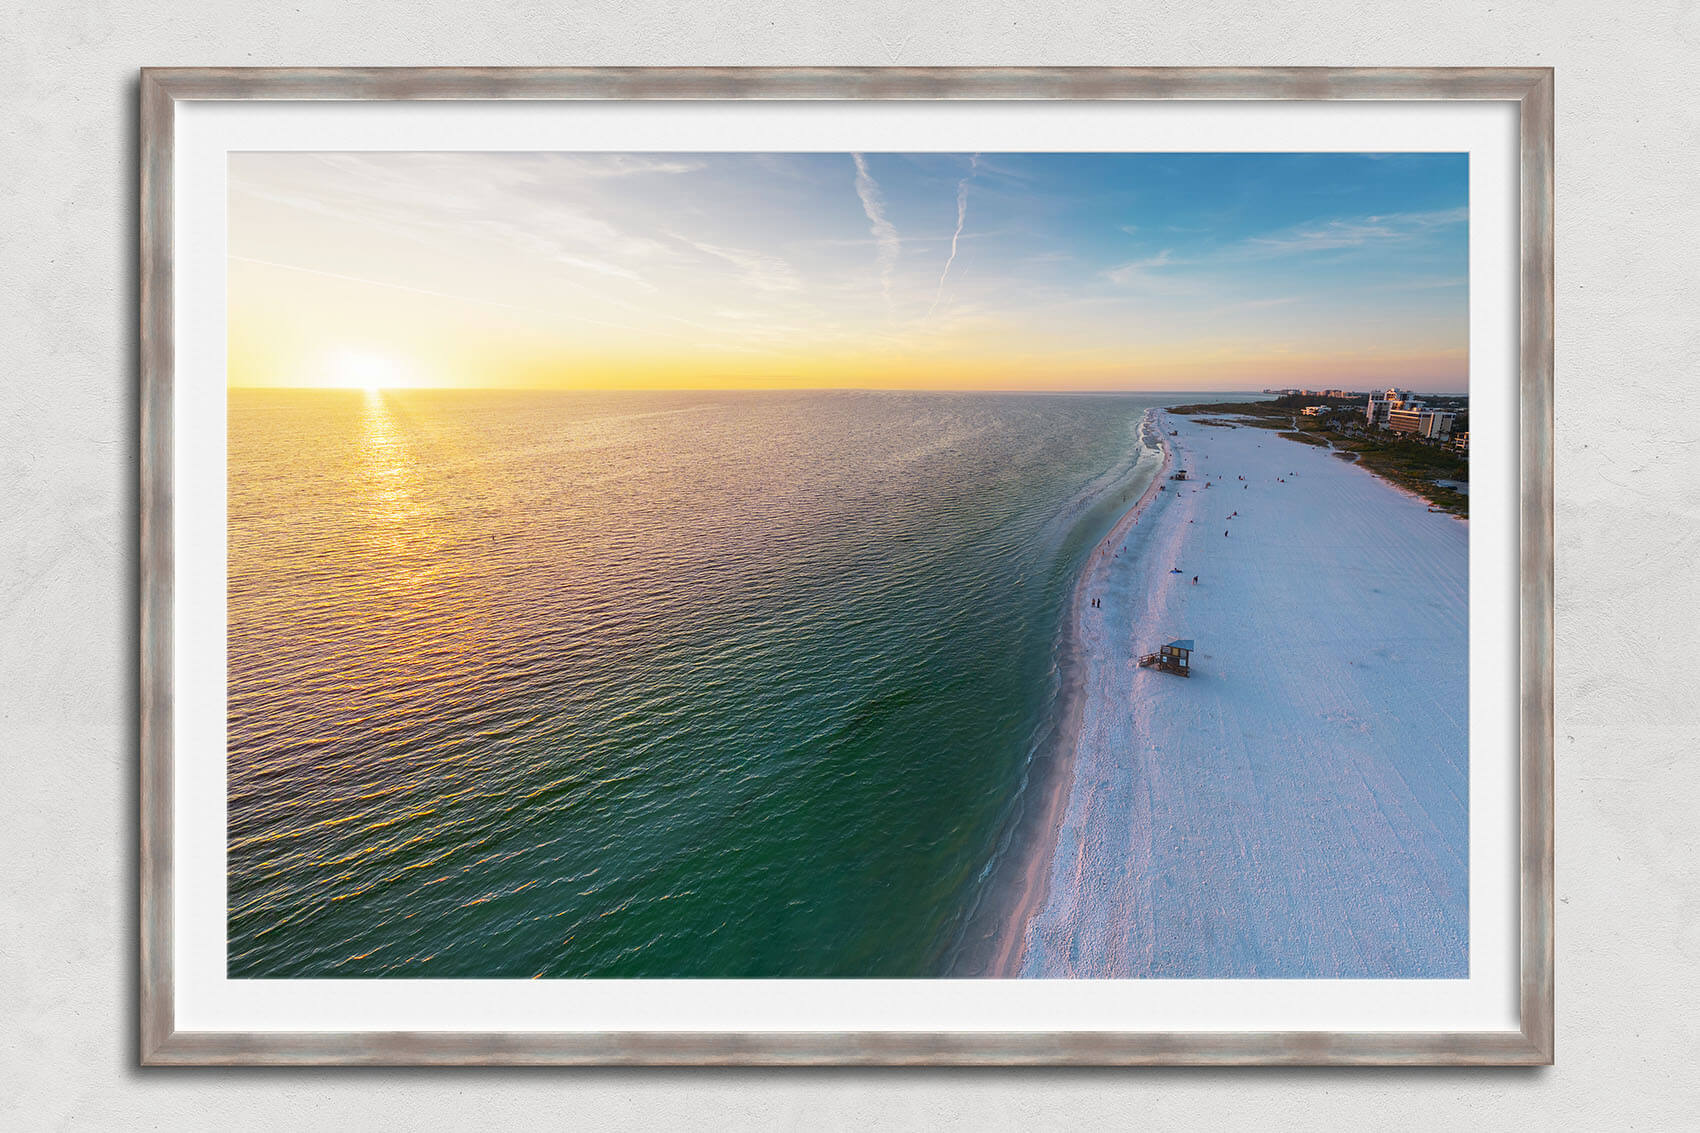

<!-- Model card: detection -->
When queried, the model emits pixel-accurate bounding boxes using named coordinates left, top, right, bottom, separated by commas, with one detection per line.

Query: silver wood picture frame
left=140, top=66, right=1554, bottom=1066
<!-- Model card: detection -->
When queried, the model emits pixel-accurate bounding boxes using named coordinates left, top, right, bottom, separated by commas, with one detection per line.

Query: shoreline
left=976, top=410, right=1174, bottom=978
left=1014, top=408, right=1469, bottom=978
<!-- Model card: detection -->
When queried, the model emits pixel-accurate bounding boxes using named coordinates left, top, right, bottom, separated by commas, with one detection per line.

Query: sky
left=227, top=151, right=1469, bottom=392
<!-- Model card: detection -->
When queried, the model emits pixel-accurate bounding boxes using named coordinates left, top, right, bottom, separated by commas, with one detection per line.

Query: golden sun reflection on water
left=339, top=391, right=511, bottom=696
left=358, top=390, right=435, bottom=553
left=228, top=389, right=1192, bottom=978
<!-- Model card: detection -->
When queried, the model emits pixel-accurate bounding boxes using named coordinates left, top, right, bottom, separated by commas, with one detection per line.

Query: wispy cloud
left=966, top=156, right=1038, bottom=185
left=228, top=254, right=682, bottom=338
left=1104, top=250, right=1175, bottom=286
left=1246, top=206, right=1467, bottom=255
left=1367, top=275, right=1468, bottom=292
left=1206, top=295, right=1302, bottom=315
left=556, top=154, right=707, bottom=178
left=852, top=153, right=901, bottom=312
left=670, top=234, right=801, bottom=293
left=229, top=151, right=1470, bottom=390
left=548, top=253, right=658, bottom=290
left=233, top=153, right=682, bottom=296
left=928, top=154, right=979, bottom=318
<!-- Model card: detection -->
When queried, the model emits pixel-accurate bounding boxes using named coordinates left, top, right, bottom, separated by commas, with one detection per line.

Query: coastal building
left=1386, top=406, right=1421, bottom=433
left=1365, top=388, right=1418, bottom=428
left=1452, top=431, right=1470, bottom=454
left=1300, top=406, right=1325, bottom=417
left=1388, top=406, right=1457, bottom=440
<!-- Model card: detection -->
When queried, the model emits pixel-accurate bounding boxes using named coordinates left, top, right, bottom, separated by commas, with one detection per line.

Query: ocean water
left=227, top=388, right=1200, bottom=979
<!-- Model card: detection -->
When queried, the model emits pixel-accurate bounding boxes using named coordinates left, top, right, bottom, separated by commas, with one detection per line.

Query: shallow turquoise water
left=226, top=389, right=1212, bottom=978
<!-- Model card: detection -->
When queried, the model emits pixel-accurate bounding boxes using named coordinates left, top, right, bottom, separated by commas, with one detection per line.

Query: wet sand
left=1014, top=410, right=1469, bottom=978
left=960, top=410, right=1173, bottom=978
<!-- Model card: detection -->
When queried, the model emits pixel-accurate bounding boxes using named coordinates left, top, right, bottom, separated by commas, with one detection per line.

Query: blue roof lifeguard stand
left=1139, top=638, right=1194, bottom=677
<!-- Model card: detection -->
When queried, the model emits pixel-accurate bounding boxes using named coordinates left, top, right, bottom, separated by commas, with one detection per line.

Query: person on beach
left=1192, top=575, right=1198, bottom=584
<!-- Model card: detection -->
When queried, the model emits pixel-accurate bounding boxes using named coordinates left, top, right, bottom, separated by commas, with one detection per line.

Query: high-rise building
left=1388, top=407, right=1456, bottom=439
left=1365, top=388, right=1418, bottom=428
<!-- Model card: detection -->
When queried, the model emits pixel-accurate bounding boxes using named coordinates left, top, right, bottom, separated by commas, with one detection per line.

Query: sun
left=326, top=349, right=409, bottom=391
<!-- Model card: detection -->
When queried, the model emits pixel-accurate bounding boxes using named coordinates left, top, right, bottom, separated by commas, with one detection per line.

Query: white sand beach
left=1014, top=409, right=1469, bottom=979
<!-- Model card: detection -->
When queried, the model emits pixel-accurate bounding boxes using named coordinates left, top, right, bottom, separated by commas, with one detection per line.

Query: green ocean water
left=226, top=389, right=1223, bottom=979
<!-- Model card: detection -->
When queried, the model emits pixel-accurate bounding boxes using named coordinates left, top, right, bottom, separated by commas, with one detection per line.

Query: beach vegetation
left=1171, top=399, right=1470, bottom=515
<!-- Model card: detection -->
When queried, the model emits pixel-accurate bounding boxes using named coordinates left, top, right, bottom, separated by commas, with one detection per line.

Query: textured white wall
left=3, top=2, right=1696, bottom=1127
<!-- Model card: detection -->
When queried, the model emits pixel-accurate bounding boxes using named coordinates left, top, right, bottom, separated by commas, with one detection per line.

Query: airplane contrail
left=928, top=154, right=980, bottom=319
left=852, top=153, right=900, bottom=313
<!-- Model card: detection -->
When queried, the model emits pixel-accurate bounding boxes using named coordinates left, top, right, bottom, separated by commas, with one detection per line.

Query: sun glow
left=228, top=152, right=1469, bottom=393
left=326, top=349, right=409, bottom=391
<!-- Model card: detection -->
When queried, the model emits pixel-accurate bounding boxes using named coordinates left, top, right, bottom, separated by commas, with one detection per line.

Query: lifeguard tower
left=1138, top=638, right=1194, bottom=677
left=1170, top=469, right=1189, bottom=481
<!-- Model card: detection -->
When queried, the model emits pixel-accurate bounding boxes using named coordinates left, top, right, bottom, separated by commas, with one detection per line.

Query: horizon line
left=227, top=384, right=1469, bottom=396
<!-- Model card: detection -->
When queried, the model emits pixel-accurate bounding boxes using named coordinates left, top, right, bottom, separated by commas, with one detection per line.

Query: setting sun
left=326, top=349, right=408, bottom=391
left=221, top=147, right=1476, bottom=992
left=229, top=152, right=1469, bottom=393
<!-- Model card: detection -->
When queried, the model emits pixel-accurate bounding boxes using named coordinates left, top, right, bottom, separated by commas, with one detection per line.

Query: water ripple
left=228, top=388, right=1168, bottom=978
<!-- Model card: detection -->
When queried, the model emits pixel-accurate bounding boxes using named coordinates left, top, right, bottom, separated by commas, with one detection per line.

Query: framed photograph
left=140, top=67, right=1553, bottom=1065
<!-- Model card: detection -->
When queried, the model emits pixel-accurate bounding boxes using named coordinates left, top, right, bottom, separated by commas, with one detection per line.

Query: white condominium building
left=1365, top=388, right=1417, bottom=427
left=1387, top=406, right=1457, bottom=439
